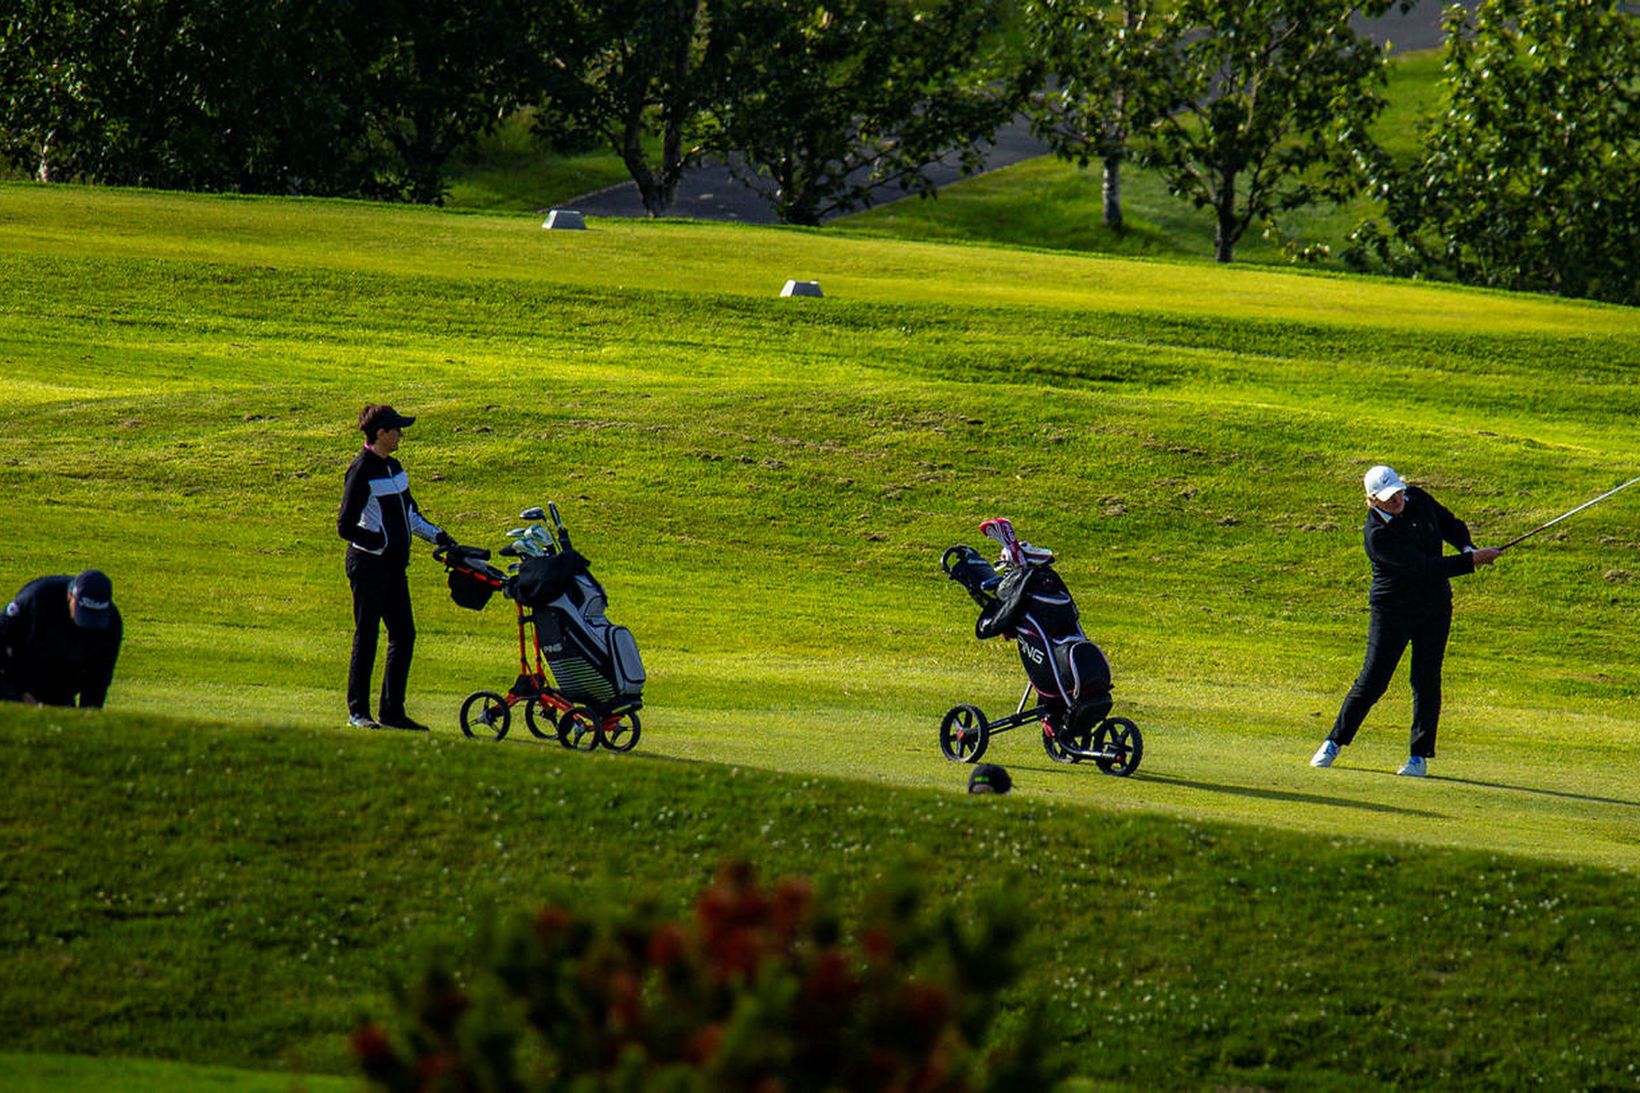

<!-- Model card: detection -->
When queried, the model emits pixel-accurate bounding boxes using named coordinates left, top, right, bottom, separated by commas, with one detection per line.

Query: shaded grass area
left=444, top=111, right=637, bottom=213
left=2, top=708, right=1637, bottom=1089
left=0, top=1052, right=350, bottom=1093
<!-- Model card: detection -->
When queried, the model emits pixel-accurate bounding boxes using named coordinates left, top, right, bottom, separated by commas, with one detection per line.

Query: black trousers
left=1328, top=599, right=1452, bottom=759
left=346, top=551, right=415, bottom=720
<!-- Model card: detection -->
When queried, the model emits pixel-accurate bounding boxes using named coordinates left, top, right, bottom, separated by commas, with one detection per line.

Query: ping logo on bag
left=1023, top=644, right=1044, bottom=665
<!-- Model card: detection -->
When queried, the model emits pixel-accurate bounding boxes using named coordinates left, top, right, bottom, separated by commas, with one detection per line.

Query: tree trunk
left=1102, top=155, right=1123, bottom=231
left=1214, top=169, right=1237, bottom=262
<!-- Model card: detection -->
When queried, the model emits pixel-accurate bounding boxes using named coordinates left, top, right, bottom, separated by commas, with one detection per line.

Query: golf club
left=1500, top=475, right=1640, bottom=551
left=549, top=502, right=572, bottom=553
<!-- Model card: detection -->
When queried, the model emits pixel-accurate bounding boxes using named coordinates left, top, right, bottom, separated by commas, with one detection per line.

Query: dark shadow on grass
left=1133, top=772, right=1447, bottom=818
left=1430, top=775, right=1637, bottom=810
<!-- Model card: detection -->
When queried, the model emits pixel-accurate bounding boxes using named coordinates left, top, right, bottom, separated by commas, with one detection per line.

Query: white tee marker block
left=543, top=209, right=587, bottom=230
left=781, top=280, right=823, bottom=297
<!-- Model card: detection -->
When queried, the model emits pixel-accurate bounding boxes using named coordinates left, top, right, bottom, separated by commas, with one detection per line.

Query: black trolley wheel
left=938, top=704, right=989, bottom=763
left=460, top=690, right=511, bottom=741
left=597, top=709, right=641, bottom=753
left=1057, top=700, right=1108, bottom=764
left=558, top=706, right=601, bottom=751
left=524, top=696, right=558, bottom=740
left=1092, top=717, right=1143, bottom=777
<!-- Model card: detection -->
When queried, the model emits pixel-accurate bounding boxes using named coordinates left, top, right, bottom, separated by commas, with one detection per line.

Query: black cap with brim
left=70, top=569, right=114, bottom=630
left=968, top=763, right=1012, bottom=795
left=380, top=409, right=416, bottom=431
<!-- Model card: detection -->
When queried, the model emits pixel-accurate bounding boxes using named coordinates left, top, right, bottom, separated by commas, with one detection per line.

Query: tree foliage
left=1017, top=0, right=1173, bottom=231
left=1348, top=0, right=1640, bottom=305
left=351, top=862, right=1054, bottom=1092
left=1135, top=0, right=1406, bottom=262
left=0, top=0, right=538, bottom=203
left=536, top=0, right=712, bottom=217
left=704, top=0, right=1018, bottom=226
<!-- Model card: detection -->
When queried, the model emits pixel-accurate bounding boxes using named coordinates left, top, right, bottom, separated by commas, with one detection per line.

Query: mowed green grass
left=0, top=182, right=1637, bottom=1086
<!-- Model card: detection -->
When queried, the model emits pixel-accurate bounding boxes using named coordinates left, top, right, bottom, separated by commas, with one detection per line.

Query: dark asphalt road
left=560, top=2, right=1471, bottom=225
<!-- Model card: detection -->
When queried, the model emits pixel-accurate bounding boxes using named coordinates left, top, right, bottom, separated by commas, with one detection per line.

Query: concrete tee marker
left=543, top=209, right=587, bottom=230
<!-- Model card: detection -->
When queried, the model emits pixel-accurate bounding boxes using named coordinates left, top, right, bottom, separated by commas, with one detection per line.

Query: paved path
left=561, top=2, right=1469, bottom=224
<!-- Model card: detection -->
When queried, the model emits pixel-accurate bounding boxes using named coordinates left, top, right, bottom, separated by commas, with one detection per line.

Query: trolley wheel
left=558, top=706, right=601, bottom=752
left=938, top=704, right=989, bottom=763
left=524, top=696, right=558, bottom=740
left=597, top=709, right=641, bottom=753
left=1092, top=717, right=1143, bottom=777
left=460, top=691, right=511, bottom=741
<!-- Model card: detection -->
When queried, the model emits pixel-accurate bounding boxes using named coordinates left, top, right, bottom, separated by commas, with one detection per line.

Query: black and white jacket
left=337, top=448, right=443, bottom=569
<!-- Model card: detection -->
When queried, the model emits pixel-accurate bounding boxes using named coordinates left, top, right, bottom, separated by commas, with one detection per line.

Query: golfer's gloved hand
left=435, top=530, right=456, bottom=550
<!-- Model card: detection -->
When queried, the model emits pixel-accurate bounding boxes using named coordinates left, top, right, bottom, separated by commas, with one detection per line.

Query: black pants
left=346, top=551, right=415, bottom=720
left=1328, top=599, right=1452, bottom=759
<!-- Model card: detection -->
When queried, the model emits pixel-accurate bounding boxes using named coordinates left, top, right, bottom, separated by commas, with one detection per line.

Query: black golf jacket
left=1363, top=485, right=1477, bottom=608
left=0, top=575, right=123, bottom=707
left=337, top=448, right=444, bottom=569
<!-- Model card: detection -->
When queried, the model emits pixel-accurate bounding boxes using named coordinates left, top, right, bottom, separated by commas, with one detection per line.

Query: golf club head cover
left=980, top=517, right=1025, bottom=567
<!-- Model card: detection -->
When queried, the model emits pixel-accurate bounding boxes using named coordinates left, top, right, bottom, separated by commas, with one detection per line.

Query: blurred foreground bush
left=352, top=862, right=1053, bottom=1092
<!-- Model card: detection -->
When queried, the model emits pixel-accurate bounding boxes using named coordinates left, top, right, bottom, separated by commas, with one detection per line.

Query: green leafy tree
left=352, top=862, right=1056, bottom=1091
left=1017, top=0, right=1173, bottom=231
left=0, top=0, right=375, bottom=192
left=1350, top=0, right=1640, bottom=305
left=356, top=0, right=543, bottom=204
left=1136, top=0, right=1407, bottom=262
left=704, top=0, right=1018, bottom=226
left=0, top=0, right=539, bottom=203
left=534, top=0, right=712, bottom=217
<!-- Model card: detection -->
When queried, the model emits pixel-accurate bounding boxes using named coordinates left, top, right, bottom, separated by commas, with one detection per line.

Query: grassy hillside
left=0, top=182, right=1637, bottom=1086
left=836, top=50, right=1448, bottom=266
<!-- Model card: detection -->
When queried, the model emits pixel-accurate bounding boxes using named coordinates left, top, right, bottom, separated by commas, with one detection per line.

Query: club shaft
left=1500, top=475, right=1640, bottom=550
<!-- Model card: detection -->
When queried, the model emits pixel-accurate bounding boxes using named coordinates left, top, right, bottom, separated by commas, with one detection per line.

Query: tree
left=534, top=0, right=711, bottom=217
left=1350, top=0, right=1640, bottom=305
left=0, top=0, right=375, bottom=193
left=357, top=0, right=543, bottom=204
left=0, top=0, right=539, bottom=204
left=1017, top=0, right=1172, bottom=231
left=705, top=0, right=1018, bottom=226
left=1136, top=0, right=1406, bottom=262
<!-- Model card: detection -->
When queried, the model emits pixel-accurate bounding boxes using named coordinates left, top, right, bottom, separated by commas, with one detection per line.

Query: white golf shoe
left=1310, top=740, right=1339, bottom=768
left=1397, top=755, right=1428, bottom=777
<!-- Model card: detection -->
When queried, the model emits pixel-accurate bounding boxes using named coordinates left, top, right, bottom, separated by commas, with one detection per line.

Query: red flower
left=648, top=922, right=689, bottom=967
left=535, top=904, right=573, bottom=943
left=349, top=1022, right=394, bottom=1066
left=686, top=1022, right=725, bottom=1064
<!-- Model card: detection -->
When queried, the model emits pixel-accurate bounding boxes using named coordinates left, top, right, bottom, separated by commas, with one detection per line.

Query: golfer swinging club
left=1311, top=466, right=1500, bottom=777
left=337, top=404, right=453, bottom=731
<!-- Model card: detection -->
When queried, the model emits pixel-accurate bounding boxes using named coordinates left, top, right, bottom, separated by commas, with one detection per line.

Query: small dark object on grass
left=969, top=763, right=1012, bottom=795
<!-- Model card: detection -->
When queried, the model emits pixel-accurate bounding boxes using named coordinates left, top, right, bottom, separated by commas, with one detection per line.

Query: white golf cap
left=1363, top=464, right=1407, bottom=501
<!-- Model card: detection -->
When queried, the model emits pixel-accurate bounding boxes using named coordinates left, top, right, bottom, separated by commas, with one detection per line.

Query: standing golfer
left=337, top=404, right=452, bottom=731
left=0, top=569, right=123, bottom=708
left=1311, top=466, right=1500, bottom=776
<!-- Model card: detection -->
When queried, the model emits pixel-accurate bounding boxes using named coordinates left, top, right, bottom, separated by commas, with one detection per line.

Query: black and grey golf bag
left=511, top=549, right=645, bottom=709
left=947, top=544, right=1113, bottom=720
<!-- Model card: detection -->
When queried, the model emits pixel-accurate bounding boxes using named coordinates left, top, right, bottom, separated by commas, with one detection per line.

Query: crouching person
left=0, top=569, right=124, bottom=708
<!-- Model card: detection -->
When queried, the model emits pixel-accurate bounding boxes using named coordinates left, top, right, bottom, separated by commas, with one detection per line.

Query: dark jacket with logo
left=337, top=448, right=443, bottom=570
left=0, top=575, right=124, bottom=707
left=1363, top=485, right=1477, bottom=608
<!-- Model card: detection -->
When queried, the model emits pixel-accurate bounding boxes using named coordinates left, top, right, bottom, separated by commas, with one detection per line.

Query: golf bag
left=510, top=549, right=645, bottom=706
left=946, top=531, right=1113, bottom=721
